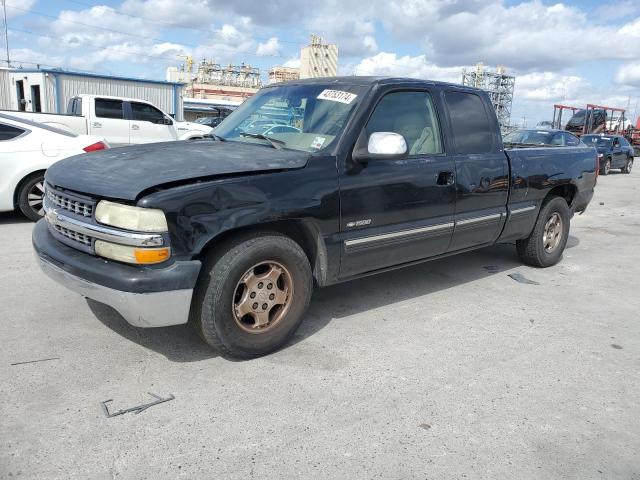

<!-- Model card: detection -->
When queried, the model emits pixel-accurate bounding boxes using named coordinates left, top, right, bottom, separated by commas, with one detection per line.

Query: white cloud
left=256, top=37, right=281, bottom=56
left=616, top=63, right=640, bottom=87
left=354, top=52, right=461, bottom=82
left=121, top=0, right=215, bottom=27
left=4, top=0, right=36, bottom=19
left=516, top=72, right=589, bottom=102
left=50, top=6, right=157, bottom=48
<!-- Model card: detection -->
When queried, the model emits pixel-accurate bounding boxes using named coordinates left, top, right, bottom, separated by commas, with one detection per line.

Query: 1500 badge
left=346, top=219, right=372, bottom=228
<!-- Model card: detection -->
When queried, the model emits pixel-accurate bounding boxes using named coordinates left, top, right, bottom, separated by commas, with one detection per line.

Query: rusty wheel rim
left=543, top=212, right=563, bottom=253
left=232, top=261, right=293, bottom=334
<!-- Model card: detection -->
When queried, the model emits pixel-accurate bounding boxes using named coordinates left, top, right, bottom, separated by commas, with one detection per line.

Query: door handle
left=131, top=124, right=140, bottom=130
left=436, top=171, right=455, bottom=186
left=92, top=122, right=102, bottom=128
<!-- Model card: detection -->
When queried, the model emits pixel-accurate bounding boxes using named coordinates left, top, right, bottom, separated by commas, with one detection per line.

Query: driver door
left=338, top=89, right=456, bottom=278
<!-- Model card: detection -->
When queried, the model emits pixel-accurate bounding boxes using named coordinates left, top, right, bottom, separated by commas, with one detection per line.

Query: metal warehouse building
left=0, top=68, right=184, bottom=120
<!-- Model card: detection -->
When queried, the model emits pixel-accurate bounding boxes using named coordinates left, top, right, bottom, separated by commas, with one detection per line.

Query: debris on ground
left=483, top=265, right=500, bottom=272
left=418, top=423, right=431, bottom=430
left=611, top=344, right=623, bottom=350
left=11, top=357, right=60, bottom=366
left=599, top=202, right=605, bottom=205
left=508, top=273, right=540, bottom=285
left=101, top=392, right=175, bottom=418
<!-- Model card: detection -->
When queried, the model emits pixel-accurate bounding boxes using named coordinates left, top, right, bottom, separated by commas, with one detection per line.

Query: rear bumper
left=33, top=219, right=201, bottom=327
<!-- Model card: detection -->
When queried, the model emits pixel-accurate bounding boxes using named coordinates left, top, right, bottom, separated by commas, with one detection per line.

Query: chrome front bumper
left=37, top=254, right=194, bottom=328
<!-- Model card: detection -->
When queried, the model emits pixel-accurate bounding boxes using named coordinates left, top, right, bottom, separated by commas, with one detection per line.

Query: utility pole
left=1, top=0, right=9, bottom=67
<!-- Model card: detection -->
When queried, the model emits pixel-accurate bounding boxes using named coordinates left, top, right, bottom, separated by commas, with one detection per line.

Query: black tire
left=516, top=196, right=570, bottom=268
left=17, top=173, right=46, bottom=222
left=190, top=232, right=313, bottom=358
left=622, top=157, right=633, bottom=174
left=600, top=158, right=611, bottom=175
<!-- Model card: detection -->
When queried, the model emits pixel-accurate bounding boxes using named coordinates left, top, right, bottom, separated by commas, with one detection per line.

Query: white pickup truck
left=3, top=94, right=212, bottom=146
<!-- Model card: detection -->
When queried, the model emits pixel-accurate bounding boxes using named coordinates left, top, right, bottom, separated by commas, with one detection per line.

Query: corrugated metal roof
left=6, top=68, right=184, bottom=86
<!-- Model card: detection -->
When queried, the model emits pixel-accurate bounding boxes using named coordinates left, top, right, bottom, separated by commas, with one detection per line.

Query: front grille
left=53, top=224, right=93, bottom=247
left=46, top=188, right=93, bottom=217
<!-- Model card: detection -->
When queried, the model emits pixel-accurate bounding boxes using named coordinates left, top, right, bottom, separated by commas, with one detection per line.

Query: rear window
left=445, top=91, right=494, bottom=154
left=0, top=122, right=26, bottom=141
left=95, top=99, right=124, bottom=119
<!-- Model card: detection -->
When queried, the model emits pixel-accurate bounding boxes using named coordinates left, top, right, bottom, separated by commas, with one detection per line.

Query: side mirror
left=352, top=131, right=407, bottom=162
left=159, top=117, right=173, bottom=125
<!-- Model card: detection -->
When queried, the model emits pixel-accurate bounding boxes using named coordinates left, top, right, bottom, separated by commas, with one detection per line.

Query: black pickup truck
left=33, top=77, right=597, bottom=358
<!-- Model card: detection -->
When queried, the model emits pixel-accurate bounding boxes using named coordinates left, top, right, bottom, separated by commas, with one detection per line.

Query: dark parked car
left=566, top=108, right=607, bottom=135
left=582, top=134, right=634, bottom=175
left=34, top=77, right=597, bottom=358
left=503, top=129, right=581, bottom=147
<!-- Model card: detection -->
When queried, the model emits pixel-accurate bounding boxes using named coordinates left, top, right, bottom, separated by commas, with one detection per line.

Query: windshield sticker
left=317, top=89, right=357, bottom=104
left=311, top=136, right=326, bottom=149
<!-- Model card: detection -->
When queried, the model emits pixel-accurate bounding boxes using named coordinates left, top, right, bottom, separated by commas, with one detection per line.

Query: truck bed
left=1, top=110, right=87, bottom=135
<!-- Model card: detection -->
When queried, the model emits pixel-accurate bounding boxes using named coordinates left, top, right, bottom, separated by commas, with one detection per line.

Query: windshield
left=214, top=83, right=365, bottom=152
left=582, top=135, right=613, bottom=147
left=503, top=130, right=555, bottom=145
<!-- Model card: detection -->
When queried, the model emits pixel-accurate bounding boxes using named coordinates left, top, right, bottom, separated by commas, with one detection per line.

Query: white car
left=0, top=113, right=108, bottom=221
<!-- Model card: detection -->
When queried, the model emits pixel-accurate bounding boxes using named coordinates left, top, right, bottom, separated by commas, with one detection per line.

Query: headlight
left=597, top=153, right=604, bottom=158
left=95, top=200, right=167, bottom=232
left=95, top=240, right=170, bottom=265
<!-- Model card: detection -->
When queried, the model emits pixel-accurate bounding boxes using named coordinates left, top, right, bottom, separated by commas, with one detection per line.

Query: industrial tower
left=461, top=63, right=515, bottom=130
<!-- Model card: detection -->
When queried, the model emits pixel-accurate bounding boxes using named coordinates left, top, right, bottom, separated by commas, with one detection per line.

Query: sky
left=3, top=0, right=640, bottom=125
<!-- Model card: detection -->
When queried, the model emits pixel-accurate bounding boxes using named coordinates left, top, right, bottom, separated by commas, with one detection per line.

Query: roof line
left=5, top=68, right=184, bottom=86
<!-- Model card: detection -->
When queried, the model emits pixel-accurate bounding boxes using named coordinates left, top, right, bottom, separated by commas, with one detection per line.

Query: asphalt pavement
left=1, top=169, right=639, bottom=479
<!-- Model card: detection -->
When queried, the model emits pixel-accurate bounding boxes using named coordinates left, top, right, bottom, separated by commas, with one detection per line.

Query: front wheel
left=190, top=232, right=313, bottom=358
left=600, top=158, right=611, bottom=175
left=516, top=196, right=570, bottom=268
left=17, top=173, right=46, bottom=222
left=622, top=157, right=633, bottom=174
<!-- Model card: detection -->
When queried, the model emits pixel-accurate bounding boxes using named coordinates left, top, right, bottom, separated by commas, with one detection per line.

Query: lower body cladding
left=32, top=220, right=201, bottom=328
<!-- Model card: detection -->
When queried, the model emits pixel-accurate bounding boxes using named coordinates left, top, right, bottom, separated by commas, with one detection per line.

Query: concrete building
left=268, top=66, right=300, bottom=84
left=300, top=34, right=338, bottom=79
left=1, top=68, right=184, bottom=119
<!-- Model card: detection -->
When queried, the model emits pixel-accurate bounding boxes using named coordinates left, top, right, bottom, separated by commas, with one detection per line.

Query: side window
left=0, top=123, right=26, bottom=141
left=131, top=102, right=166, bottom=123
left=565, top=133, right=580, bottom=146
left=95, top=99, right=124, bottom=119
left=445, top=91, right=494, bottom=154
left=365, top=91, right=443, bottom=155
left=613, top=138, right=620, bottom=147
left=550, top=133, right=565, bottom=146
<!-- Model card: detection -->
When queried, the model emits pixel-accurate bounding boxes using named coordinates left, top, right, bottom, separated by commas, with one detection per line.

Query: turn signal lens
left=134, top=247, right=171, bottom=264
left=95, top=240, right=170, bottom=265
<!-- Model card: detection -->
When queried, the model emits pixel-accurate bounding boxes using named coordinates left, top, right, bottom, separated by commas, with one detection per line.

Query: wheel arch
left=13, top=169, right=46, bottom=208
left=544, top=183, right=577, bottom=208
left=196, top=219, right=330, bottom=286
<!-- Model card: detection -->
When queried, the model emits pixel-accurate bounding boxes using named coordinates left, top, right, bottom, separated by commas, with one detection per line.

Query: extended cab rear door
left=442, top=90, right=509, bottom=251
left=338, top=87, right=456, bottom=278
left=90, top=98, right=130, bottom=146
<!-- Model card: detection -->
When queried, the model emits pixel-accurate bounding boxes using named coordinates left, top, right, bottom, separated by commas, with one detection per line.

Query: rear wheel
left=17, top=173, right=46, bottom=222
left=190, top=232, right=313, bottom=358
left=516, top=196, right=570, bottom=268
left=600, top=158, right=611, bottom=175
left=622, top=157, right=633, bottom=174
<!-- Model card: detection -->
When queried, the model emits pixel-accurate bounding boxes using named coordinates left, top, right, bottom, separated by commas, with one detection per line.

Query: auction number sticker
left=311, top=136, right=326, bottom=149
left=317, top=89, right=357, bottom=104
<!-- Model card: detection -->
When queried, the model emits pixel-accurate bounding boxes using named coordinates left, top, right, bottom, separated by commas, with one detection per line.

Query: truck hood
left=46, top=140, right=309, bottom=201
